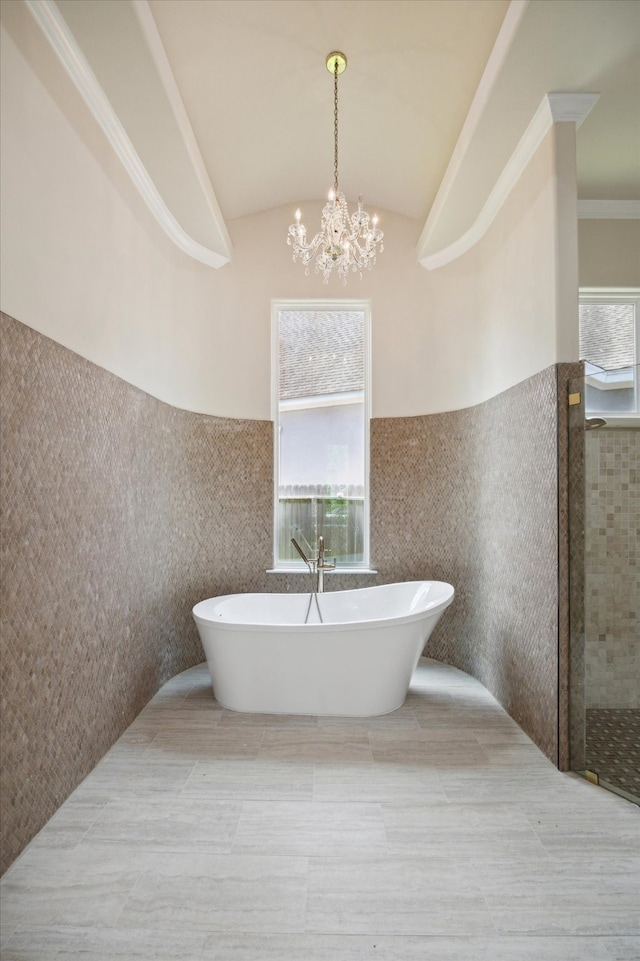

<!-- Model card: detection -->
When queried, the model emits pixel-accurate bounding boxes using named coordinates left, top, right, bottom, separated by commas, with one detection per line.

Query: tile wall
left=0, top=312, right=273, bottom=874
left=1, top=312, right=572, bottom=873
left=584, top=428, right=640, bottom=709
left=371, top=366, right=563, bottom=765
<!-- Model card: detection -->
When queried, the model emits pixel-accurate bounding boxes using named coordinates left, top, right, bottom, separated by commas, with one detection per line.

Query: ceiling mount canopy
left=325, top=51, right=347, bottom=76
left=287, top=50, right=383, bottom=284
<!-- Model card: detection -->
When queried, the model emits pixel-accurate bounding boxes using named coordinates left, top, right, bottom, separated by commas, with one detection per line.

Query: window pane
left=579, top=303, right=635, bottom=370
left=279, top=405, right=364, bottom=488
left=275, top=307, right=368, bottom=567
left=579, top=301, right=638, bottom=415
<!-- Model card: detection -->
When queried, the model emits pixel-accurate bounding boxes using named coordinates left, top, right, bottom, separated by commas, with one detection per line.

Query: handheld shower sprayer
left=291, top=538, right=310, bottom=565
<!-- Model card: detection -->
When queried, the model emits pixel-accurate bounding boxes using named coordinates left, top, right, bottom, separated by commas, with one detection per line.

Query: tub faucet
left=316, top=536, right=335, bottom=592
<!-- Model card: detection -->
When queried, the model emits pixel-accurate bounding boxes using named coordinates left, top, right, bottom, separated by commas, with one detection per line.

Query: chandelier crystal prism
left=287, top=51, right=383, bottom=284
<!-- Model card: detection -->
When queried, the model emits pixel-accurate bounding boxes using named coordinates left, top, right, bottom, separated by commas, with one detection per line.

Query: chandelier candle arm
left=287, top=50, right=383, bottom=284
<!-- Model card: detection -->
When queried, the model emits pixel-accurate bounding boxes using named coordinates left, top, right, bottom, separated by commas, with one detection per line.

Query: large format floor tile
left=116, top=852, right=309, bottom=933
left=382, top=801, right=549, bottom=859
left=1, top=658, right=638, bottom=961
left=183, top=758, right=316, bottom=801
left=305, top=855, right=496, bottom=936
left=83, top=797, right=243, bottom=854
left=232, top=799, right=388, bottom=856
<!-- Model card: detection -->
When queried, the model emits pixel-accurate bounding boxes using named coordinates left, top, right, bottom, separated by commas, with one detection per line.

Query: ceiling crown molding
left=420, top=91, right=600, bottom=271
left=25, top=0, right=230, bottom=269
left=416, top=0, right=529, bottom=262
left=546, top=92, right=600, bottom=125
left=578, top=199, right=640, bottom=219
left=131, top=0, right=232, bottom=258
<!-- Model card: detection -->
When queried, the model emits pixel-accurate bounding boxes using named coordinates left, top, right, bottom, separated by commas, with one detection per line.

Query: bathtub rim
left=192, top=580, right=454, bottom=634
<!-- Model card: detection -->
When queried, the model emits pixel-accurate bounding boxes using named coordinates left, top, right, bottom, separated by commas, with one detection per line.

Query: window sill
left=266, top=568, right=378, bottom=575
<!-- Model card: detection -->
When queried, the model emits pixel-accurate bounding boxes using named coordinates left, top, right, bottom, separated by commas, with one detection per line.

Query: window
left=579, top=289, right=639, bottom=418
left=272, top=301, right=370, bottom=570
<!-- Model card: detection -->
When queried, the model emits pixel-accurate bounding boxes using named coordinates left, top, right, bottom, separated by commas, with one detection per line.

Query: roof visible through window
left=278, top=310, right=364, bottom=401
left=579, top=302, right=635, bottom=370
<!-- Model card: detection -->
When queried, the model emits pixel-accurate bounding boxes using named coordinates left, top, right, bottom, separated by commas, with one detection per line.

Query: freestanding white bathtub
left=192, top=580, right=454, bottom=716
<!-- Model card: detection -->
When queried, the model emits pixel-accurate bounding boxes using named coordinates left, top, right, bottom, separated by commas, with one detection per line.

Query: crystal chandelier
left=287, top=52, right=383, bottom=284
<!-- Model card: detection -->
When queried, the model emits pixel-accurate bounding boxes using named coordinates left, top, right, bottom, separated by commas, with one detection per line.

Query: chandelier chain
left=333, top=59, right=339, bottom=193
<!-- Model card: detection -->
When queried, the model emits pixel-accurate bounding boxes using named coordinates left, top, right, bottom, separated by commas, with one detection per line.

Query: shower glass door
left=578, top=291, right=640, bottom=803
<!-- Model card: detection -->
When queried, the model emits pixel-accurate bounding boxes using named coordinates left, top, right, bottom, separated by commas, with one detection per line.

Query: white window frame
left=579, top=287, right=640, bottom=425
left=270, top=299, right=373, bottom=573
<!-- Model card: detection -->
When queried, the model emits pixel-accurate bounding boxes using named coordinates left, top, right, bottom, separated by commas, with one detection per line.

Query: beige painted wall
left=0, top=5, right=223, bottom=414
left=414, top=123, right=577, bottom=414
left=578, top=219, right=640, bottom=288
left=1, top=1, right=578, bottom=420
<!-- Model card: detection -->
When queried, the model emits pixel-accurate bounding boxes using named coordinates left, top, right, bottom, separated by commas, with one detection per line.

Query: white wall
left=579, top=219, right=640, bottom=289
left=1, top=0, right=578, bottom=422
left=0, top=3, right=224, bottom=415
left=415, top=123, right=578, bottom=414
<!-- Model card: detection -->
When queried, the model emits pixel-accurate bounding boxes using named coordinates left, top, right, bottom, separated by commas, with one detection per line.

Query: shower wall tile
left=585, top=428, right=640, bottom=709
left=0, top=312, right=272, bottom=874
left=371, top=366, right=562, bottom=764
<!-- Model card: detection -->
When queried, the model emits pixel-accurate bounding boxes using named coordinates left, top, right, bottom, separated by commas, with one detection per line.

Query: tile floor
left=1, top=658, right=639, bottom=961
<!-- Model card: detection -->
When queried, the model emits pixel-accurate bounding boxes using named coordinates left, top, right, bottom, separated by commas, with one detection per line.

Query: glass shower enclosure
left=573, top=293, right=639, bottom=802
left=582, top=374, right=639, bottom=802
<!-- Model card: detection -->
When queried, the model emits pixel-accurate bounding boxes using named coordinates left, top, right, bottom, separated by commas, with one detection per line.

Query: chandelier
left=287, top=52, right=383, bottom=284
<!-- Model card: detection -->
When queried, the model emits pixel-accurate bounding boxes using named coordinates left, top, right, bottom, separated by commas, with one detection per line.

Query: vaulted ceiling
left=25, top=0, right=640, bottom=268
